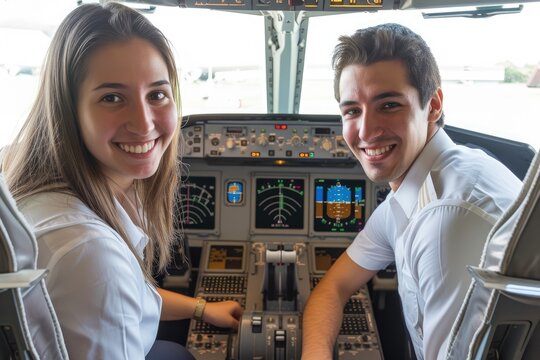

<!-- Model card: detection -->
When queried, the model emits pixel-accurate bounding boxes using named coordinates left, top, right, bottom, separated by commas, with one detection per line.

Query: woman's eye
left=149, top=91, right=166, bottom=101
left=101, top=94, right=121, bottom=103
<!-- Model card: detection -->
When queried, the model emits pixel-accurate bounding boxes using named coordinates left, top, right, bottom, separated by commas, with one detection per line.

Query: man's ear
left=428, top=88, right=443, bottom=124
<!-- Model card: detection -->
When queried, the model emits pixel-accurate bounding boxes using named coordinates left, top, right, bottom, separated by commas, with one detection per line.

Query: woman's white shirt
left=19, top=192, right=162, bottom=359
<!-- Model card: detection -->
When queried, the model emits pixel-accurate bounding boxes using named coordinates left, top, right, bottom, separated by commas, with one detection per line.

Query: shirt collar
left=391, top=128, right=455, bottom=219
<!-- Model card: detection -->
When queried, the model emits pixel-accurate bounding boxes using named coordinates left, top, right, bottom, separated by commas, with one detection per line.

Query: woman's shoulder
left=20, top=192, right=138, bottom=270
left=19, top=191, right=125, bottom=251
left=19, top=191, right=102, bottom=229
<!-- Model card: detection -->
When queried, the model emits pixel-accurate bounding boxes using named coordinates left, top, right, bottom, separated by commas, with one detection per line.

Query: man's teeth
left=365, top=145, right=392, bottom=156
left=119, top=140, right=155, bottom=154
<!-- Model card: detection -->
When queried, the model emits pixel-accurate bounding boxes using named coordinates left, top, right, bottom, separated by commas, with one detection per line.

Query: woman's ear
left=428, top=88, right=443, bottom=124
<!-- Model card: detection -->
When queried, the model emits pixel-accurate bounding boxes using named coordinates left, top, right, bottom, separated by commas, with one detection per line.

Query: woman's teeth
left=118, top=140, right=155, bottom=154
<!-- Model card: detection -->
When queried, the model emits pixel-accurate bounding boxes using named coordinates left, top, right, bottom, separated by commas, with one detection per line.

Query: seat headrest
left=480, top=150, right=540, bottom=277
left=0, top=174, right=37, bottom=272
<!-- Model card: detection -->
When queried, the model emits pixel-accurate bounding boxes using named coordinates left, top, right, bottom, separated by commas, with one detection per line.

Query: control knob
left=210, top=137, right=220, bottom=146
left=257, top=134, right=268, bottom=146
left=290, top=134, right=302, bottom=147
left=226, top=137, right=236, bottom=150
left=320, top=137, right=333, bottom=152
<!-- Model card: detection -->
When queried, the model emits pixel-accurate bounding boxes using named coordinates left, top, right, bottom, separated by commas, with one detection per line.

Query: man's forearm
left=301, top=285, right=345, bottom=360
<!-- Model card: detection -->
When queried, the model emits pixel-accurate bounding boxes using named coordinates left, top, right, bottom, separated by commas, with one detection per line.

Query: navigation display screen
left=314, top=246, right=347, bottom=272
left=313, top=178, right=366, bottom=233
left=207, top=245, right=244, bottom=270
left=255, top=177, right=305, bottom=229
left=178, top=176, right=216, bottom=230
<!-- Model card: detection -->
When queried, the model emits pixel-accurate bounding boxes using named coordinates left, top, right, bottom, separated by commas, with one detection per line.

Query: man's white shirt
left=347, top=129, right=521, bottom=359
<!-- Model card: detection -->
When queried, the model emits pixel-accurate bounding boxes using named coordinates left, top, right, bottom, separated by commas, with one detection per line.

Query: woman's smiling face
left=77, top=37, right=177, bottom=191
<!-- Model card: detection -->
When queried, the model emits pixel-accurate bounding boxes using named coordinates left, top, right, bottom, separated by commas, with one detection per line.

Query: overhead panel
left=180, top=0, right=394, bottom=11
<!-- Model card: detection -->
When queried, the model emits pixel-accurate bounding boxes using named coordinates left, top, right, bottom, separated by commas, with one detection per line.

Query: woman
left=1, top=2, right=242, bottom=359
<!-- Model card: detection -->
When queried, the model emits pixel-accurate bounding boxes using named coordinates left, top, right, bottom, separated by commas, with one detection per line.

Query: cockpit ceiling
left=119, top=0, right=540, bottom=12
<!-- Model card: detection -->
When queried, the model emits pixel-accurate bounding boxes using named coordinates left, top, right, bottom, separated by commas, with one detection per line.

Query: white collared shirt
left=19, top=192, right=162, bottom=359
left=347, top=129, right=521, bottom=360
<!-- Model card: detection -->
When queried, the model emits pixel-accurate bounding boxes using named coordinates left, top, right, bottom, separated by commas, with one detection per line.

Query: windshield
left=301, top=5, right=540, bottom=150
left=1, top=1, right=539, bottom=150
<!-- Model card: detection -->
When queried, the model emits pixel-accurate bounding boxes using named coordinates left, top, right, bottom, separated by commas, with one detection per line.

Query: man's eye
left=382, top=102, right=400, bottom=110
left=343, top=108, right=360, bottom=117
left=101, top=94, right=121, bottom=103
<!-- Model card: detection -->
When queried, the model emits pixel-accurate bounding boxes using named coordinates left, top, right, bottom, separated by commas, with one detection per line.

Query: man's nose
left=358, top=111, right=383, bottom=141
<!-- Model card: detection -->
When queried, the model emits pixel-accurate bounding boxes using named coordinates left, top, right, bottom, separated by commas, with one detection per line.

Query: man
left=301, top=23, right=521, bottom=360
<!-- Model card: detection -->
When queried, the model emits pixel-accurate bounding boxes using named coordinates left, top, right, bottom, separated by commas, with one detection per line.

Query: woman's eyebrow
left=150, top=80, right=171, bottom=87
left=92, top=82, right=126, bottom=91
left=92, top=80, right=170, bottom=91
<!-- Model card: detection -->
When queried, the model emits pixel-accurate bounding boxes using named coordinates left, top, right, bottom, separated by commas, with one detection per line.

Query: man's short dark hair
left=332, top=23, right=444, bottom=126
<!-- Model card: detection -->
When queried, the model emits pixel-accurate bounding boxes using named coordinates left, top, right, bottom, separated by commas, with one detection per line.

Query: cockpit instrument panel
left=177, top=115, right=389, bottom=359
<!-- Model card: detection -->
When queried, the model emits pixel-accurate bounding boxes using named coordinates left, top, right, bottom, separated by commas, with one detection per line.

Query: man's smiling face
left=339, top=60, right=441, bottom=191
